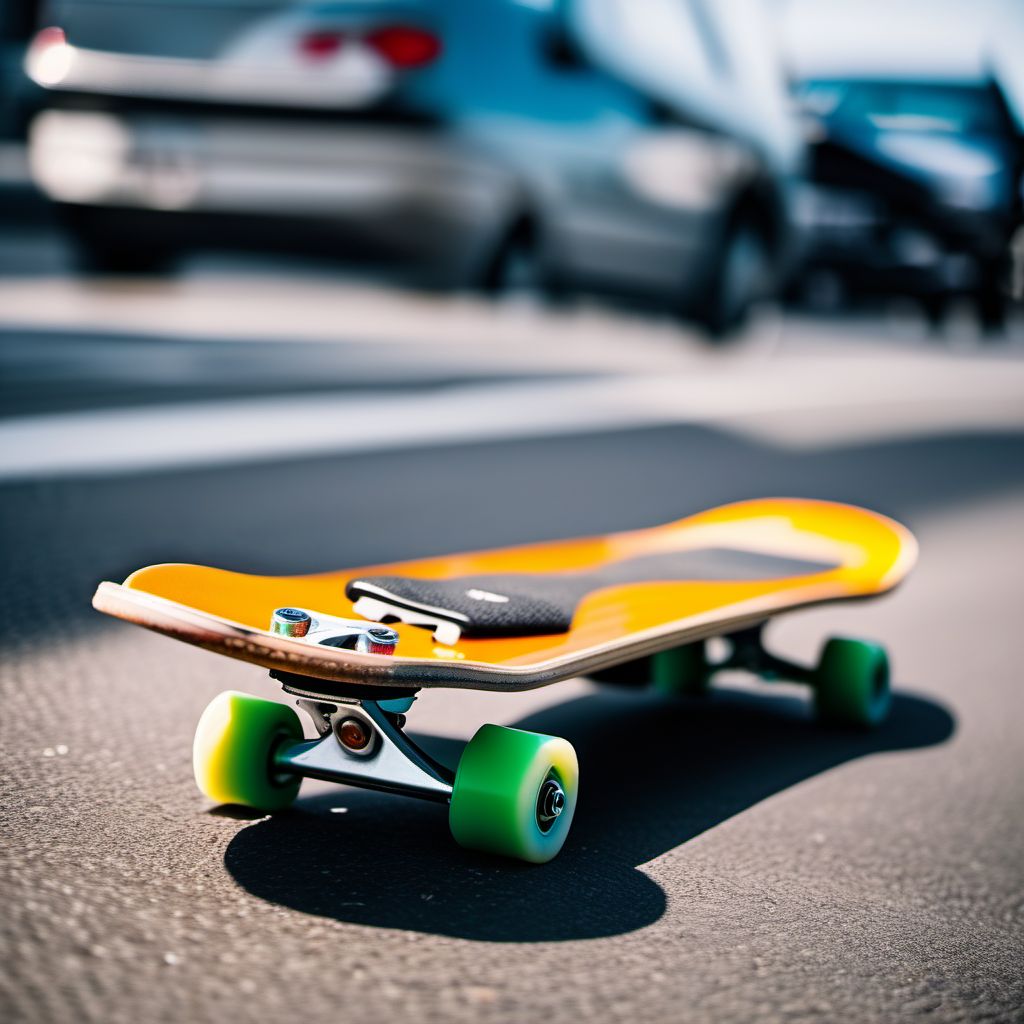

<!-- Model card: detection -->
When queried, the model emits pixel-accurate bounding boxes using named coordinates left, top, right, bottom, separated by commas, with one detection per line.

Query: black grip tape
left=346, top=547, right=836, bottom=638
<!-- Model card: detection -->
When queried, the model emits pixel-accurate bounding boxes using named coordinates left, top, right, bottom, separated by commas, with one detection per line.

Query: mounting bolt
left=271, top=607, right=312, bottom=637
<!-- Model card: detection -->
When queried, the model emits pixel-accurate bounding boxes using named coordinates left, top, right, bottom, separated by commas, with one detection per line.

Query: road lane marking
left=2, top=360, right=1023, bottom=480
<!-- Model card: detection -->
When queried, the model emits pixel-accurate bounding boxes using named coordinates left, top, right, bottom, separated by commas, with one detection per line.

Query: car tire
left=60, top=207, right=178, bottom=276
left=693, top=221, right=769, bottom=340
left=478, top=218, right=544, bottom=297
left=922, top=292, right=949, bottom=332
left=975, top=284, right=1006, bottom=336
left=73, top=238, right=178, bottom=276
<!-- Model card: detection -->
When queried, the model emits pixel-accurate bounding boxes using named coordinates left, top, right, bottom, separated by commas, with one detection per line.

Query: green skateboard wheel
left=814, top=638, right=891, bottom=728
left=193, top=691, right=303, bottom=810
left=449, top=725, right=578, bottom=863
left=651, top=641, right=710, bottom=696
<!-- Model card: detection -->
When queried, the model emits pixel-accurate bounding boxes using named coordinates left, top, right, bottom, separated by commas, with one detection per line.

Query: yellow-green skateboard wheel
left=449, top=725, right=578, bottom=863
left=193, top=691, right=303, bottom=810
left=814, top=638, right=891, bottom=728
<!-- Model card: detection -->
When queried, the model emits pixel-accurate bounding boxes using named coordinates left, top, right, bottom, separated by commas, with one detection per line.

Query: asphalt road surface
left=2, top=245, right=1023, bottom=1024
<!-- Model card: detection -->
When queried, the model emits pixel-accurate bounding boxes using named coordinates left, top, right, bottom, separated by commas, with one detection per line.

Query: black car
left=794, top=76, right=1023, bottom=328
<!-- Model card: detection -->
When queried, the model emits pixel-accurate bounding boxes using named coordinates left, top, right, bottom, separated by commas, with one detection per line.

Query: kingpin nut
left=364, top=626, right=400, bottom=655
left=271, top=607, right=313, bottom=638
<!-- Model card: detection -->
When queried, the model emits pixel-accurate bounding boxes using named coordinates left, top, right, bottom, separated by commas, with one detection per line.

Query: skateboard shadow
left=224, top=687, right=953, bottom=942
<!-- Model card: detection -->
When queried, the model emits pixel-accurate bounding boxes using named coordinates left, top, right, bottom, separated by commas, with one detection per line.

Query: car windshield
left=796, top=80, right=1007, bottom=136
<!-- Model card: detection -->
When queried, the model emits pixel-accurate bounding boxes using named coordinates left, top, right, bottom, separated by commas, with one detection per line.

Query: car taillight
left=365, top=26, right=441, bottom=69
left=298, top=30, right=345, bottom=61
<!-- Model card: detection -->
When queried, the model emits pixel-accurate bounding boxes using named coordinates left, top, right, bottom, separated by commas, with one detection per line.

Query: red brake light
left=365, top=26, right=440, bottom=69
left=298, top=31, right=345, bottom=61
left=33, top=26, right=68, bottom=51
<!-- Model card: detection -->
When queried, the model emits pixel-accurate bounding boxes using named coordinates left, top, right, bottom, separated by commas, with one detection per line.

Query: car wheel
left=975, top=283, right=1006, bottom=336
left=694, top=221, right=769, bottom=340
left=74, top=238, right=177, bottom=276
left=478, top=219, right=543, bottom=297
left=921, top=292, right=949, bottom=332
left=61, top=207, right=178, bottom=276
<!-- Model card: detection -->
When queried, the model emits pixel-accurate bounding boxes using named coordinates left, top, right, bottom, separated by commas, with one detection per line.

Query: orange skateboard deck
left=92, top=497, right=916, bottom=863
left=92, top=498, right=915, bottom=692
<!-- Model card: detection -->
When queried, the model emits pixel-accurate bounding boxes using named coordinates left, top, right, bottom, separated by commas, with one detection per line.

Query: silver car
left=26, top=0, right=803, bottom=334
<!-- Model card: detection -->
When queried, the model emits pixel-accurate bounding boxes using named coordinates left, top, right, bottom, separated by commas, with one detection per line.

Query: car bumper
left=28, top=107, right=513, bottom=263
left=795, top=184, right=1001, bottom=292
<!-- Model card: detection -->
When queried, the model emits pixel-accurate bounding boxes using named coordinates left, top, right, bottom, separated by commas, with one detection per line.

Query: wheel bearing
left=536, top=776, right=566, bottom=832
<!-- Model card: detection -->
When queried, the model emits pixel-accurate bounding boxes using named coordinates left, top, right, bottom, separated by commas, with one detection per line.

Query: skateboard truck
left=193, top=668, right=578, bottom=863
left=272, top=692, right=454, bottom=803
left=209, top=611, right=453, bottom=803
left=716, top=624, right=817, bottom=683
left=270, top=675, right=568, bottom=829
left=596, top=622, right=893, bottom=731
left=264, top=611, right=452, bottom=799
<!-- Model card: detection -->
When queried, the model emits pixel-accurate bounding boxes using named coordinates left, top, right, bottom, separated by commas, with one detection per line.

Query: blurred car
left=24, top=0, right=802, bottom=334
left=783, top=0, right=1024, bottom=329
left=794, top=76, right=1023, bottom=327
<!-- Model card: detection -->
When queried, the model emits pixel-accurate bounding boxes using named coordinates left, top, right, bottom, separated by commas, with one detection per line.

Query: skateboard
left=93, top=498, right=916, bottom=863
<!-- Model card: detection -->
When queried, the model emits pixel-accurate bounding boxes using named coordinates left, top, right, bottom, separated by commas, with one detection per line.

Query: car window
left=798, top=79, right=1011, bottom=136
